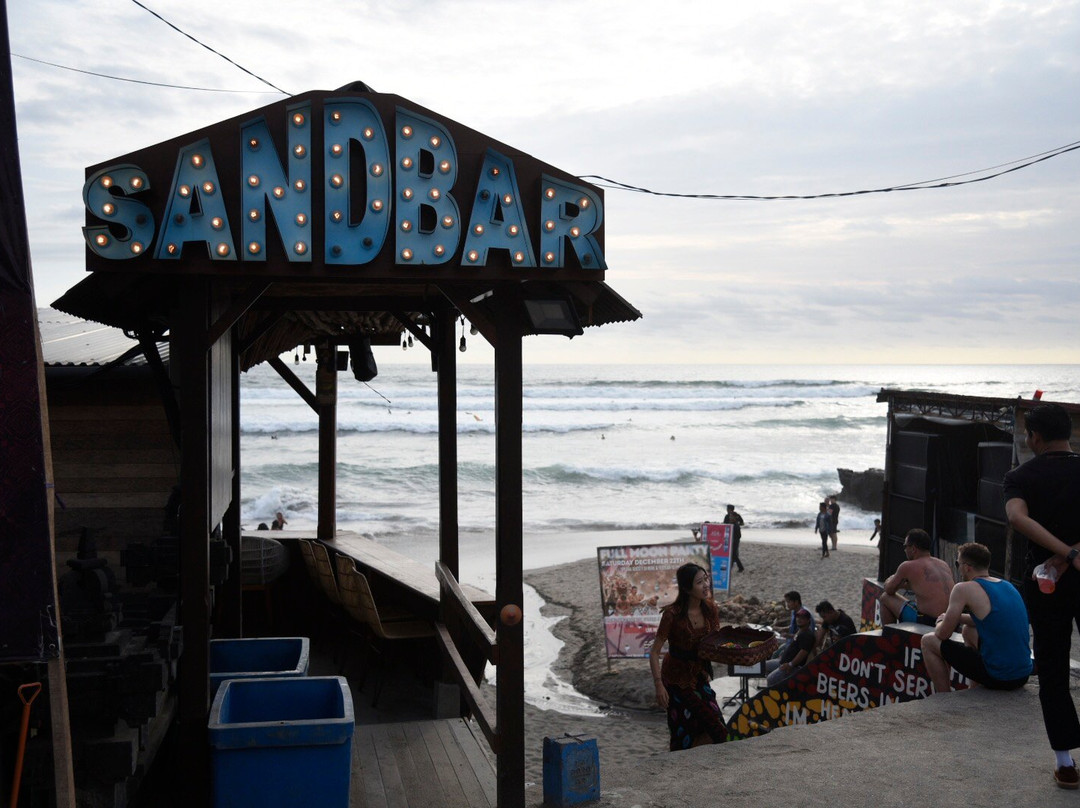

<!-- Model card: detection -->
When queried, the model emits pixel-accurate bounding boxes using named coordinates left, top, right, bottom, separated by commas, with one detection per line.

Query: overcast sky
left=8, top=0, right=1080, bottom=364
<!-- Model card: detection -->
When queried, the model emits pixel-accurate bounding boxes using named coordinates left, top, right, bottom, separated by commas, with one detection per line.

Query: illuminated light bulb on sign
left=292, top=112, right=305, bottom=126
left=439, top=160, right=451, bottom=174
left=429, top=188, right=440, bottom=201
left=272, top=186, right=285, bottom=199
left=434, top=245, right=445, bottom=257
left=430, top=135, right=441, bottom=148
left=330, top=110, right=342, bottom=123
left=362, top=127, right=374, bottom=140
left=191, top=154, right=204, bottom=168
left=330, top=143, right=343, bottom=156
left=248, top=242, right=261, bottom=254
left=129, top=176, right=143, bottom=190
left=400, top=220, right=412, bottom=232
left=211, top=217, right=224, bottom=230
left=293, top=145, right=306, bottom=158
left=249, top=209, right=260, bottom=221
left=401, top=157, right=413, bottom=170
left=370, top=163, right=384, bottom=177
left=248, top=175, right=260, bottom=187
left=95, top=234, right=109, bottom=247
left=401, top=125, right=413, bottom=138
left=102, top=203, right=115, bottom=216
left=202, top=181, right=215, bottom=194
left=295, top=213, right=307, bottom=226
left=178, top=185, right=191, bottom=198
left=402, top=188, right=414, bottom=201
left=401, top=248, right=413, bottom=260
left=216, top=243, right=230, bottom=257
left=130, top=242, right=143, bottom=254
left=294, top=179, right=306, bottom=192
left=294, top=241, right=307, bottom=255
left=371, top=200, right=383, bottom=212
left=330, top=174, right=344, bottom=188
left=100, top=176, right=113, bottom=188
left=248, top=138, right=260, bottom=150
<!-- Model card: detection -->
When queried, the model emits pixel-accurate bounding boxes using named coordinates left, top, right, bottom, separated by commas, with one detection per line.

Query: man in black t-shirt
left=814, top=600, right=857, bottom=649
left=1003, top=402, right=1080, bottom=790
left=766, top=608, right=815, bottom=685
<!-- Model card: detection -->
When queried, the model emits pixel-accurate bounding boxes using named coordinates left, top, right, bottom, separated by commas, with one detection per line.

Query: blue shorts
left=898, top=601, right=937, bottom=626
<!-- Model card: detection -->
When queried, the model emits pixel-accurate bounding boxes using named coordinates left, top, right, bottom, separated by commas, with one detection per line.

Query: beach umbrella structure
left=47, top=82, right=640, bottom=806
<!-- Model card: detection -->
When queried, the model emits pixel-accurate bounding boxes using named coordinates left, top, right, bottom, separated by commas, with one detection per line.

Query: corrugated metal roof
left=37, top=308, right=168, bottom=367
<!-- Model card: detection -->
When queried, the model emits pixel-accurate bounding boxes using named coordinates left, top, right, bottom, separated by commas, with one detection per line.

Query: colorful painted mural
left=726, top=625, right=968, bottom=739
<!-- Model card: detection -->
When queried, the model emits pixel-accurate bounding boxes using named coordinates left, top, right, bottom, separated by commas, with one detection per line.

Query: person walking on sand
left=724, top=504, right=746, bottom=572
left=1003, top=402, right=1080, bottom=789
left=649, top=563, right=728, bottom=750
left=827, top=496, right=841, bottom=551
left=878, top=528, right=954, bottom=626
left=815, top=502, right=831, bottom=558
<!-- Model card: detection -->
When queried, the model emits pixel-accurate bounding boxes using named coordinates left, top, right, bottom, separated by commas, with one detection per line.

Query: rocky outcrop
left=836, top=467, right=884, bottom=512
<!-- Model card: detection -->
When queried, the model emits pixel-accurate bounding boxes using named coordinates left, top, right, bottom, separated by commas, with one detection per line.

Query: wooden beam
left=176, top=279, right=211, bottom=804
left=436, top=307, right=459, bottom=577
left=435, top=624, right=498, bottom=752
left=205, top=281, right=270, bottom=349
left=436, top=562, right=496, bottom=661
left=392, top=309, right=434, bottom=352
left=493, top=300, right=524, bottom=807
left=316, top=340, right=337, bottom=541
left=267, top=356, right=318, bottom=412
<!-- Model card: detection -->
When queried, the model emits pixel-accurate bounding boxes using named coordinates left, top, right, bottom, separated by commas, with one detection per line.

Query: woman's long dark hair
left=664, top=562, right=716, bottom=621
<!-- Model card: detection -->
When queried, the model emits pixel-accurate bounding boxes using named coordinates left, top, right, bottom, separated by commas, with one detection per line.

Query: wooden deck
left=351, top=718, right=496, bottom=808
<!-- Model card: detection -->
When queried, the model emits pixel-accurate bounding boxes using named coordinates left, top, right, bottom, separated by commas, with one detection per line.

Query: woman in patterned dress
left=648, top=563, right=728, bottom=750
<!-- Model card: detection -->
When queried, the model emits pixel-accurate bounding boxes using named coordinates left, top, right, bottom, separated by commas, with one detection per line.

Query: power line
left=10, top=52, right=279, bottom=94
left=130, top=0, right=289, bottom=96
left=581, top=139, right=1080, bottom=201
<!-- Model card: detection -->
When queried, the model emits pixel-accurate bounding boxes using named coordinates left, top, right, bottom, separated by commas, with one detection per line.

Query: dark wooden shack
left=876, top=389, right=1080, bottom=585
left=49, top=83, right=640, bottom=807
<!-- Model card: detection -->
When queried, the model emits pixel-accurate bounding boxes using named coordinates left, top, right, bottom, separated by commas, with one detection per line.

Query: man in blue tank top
left=921, top=541, right=1031, bottom=695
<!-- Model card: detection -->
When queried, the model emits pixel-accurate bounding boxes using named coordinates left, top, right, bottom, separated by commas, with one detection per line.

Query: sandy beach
left=509, top=531, right=878, bottom=792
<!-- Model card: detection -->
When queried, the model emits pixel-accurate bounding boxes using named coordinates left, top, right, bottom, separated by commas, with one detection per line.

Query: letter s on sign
left=83, top=166, right=155, bottom=259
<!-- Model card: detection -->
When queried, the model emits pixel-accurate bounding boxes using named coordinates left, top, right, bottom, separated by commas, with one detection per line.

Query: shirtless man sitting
left=878, top=528, right=954, bottom=626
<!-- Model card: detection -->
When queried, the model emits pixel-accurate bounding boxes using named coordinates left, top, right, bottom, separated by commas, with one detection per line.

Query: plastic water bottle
left=1034, top=562, right=1059, bottom=594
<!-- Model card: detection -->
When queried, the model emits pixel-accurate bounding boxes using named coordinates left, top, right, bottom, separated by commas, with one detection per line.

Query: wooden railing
left=435, top=561, right=499, bottom=751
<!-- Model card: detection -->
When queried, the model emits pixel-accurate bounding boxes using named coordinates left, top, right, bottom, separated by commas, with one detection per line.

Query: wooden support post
left=316, top=339, right=338, bottom=542
left=493, top=304, right=525, bottom=808
left=437, top=307, right=460, bottom=578
left=177, top=280, right=211, bottom=805
left=217, top=339, right=243, bottom=638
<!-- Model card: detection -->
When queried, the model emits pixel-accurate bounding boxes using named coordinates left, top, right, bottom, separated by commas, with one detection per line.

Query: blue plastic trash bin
left=209, top=636, right=310, bottom=698
left=209, top=675, right=354, bottom=808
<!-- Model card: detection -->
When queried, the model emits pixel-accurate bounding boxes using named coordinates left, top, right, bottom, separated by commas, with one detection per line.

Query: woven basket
left=698, top=626, right=779, bottom=666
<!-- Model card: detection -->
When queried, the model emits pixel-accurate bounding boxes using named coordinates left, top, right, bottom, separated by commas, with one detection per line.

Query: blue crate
left=209, top=636, right=309, bottom=697
left=543, top=734, right=600, bottom=806
left=209, top=676, right=354, bottom=808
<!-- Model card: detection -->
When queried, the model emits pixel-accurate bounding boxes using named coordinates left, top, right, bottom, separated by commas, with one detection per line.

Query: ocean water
left=239, top=361, right=1080, bottom=714
left=240, top=362, right=1080, bottom=550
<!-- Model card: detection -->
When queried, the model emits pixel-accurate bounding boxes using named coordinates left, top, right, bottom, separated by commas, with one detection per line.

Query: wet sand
left=508, top=531, right=879, bottom=789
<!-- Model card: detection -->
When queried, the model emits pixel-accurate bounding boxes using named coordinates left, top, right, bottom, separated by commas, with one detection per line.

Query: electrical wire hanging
left=580, top=139, right=1080, bottom=201
left=130, top=0, right=289, bottom=95
left=9, top=53, right=279, bottom=94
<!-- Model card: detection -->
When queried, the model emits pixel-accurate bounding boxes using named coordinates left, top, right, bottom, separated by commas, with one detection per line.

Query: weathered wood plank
left=48, top=405, right=169, bottom=421
left=441, top=719, right=496, bottom=808
left=51, top=448, right=179, bottom=465
left=54, top=493, right=170, bottom=509
left=384, top=723, right=424, bottom=806
left=352, top=724, right=388, bottom=808
left=52, top=476, right=178, bottom=494
left=400, top=721, right=447, bottom=805
left=54, top=463, right=179, bottom=479
left=422, top=719, right=497, bottom=808
left=369, top=724, right=408, bottom=808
